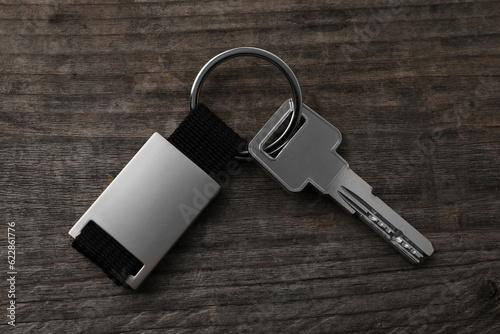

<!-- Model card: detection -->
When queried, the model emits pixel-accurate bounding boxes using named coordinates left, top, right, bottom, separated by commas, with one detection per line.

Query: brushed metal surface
left=69, top=133, right=220, bottom=289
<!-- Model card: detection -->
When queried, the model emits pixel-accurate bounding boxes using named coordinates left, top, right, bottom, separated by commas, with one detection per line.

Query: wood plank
left=0, top=0, right=498, bottom=332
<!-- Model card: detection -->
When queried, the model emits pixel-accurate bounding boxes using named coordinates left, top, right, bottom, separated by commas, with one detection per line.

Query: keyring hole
left=199, top=57, right=294, bottom=140
left=264, top=113, right=306, bottom=158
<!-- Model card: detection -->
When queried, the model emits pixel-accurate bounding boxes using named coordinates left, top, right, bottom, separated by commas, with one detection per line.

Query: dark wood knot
left=478, top=279, right=497, bottom=300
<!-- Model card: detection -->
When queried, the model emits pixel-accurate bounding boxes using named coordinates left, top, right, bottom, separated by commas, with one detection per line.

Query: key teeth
left=392, top=236, right=424, bottom=263
left=337, top=180, right=434, bottom=261
left=340, top=188, right=431, bottom=264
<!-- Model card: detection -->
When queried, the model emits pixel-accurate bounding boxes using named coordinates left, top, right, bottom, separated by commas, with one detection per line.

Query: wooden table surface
left=1, top=1, right=499, bottom=333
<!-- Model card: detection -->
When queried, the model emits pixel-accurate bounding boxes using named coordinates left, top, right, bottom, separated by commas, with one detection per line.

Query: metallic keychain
left=192, top=48, right=434, bottom=264
left=69, top=47, right=433, bottom=290
left=69, top=47, right=304, bottom=289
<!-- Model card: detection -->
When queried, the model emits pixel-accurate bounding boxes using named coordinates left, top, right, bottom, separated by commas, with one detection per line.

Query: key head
left=249, top=100, right=348, bottom=193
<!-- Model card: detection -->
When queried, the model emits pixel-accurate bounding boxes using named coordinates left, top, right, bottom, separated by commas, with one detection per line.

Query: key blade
left=327, top=167, right=434, bottom=263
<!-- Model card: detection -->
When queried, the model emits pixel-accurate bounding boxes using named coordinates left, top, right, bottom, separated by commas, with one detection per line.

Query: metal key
left=249, top=100, right=434, bottom=264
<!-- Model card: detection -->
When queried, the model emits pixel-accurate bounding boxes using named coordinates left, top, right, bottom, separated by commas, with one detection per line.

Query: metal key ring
left=190, top=47, right=303, bottom=159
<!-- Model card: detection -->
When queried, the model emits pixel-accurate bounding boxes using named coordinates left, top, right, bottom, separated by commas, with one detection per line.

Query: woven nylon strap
left=72, top=104, right=246, bottom=286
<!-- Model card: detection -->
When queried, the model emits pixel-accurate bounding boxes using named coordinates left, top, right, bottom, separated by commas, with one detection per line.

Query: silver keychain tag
left=69, top=133, right=220, bottom=289
left=69, top=47, right=305, bottom=289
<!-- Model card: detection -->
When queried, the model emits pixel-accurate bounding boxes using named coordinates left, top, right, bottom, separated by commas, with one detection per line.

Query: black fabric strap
left=72, top=104, right=246, bottom=286
left=72, top=221, right=143, bottom=286
left=167, top=103, right=247, bottom=177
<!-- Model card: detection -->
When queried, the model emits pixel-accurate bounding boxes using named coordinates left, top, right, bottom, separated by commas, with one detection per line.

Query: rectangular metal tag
left=69, top=133, right=220, bottom=289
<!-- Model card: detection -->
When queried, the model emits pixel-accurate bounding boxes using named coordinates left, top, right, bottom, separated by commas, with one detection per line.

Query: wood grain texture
left=0, top=0, right=499, bottom=333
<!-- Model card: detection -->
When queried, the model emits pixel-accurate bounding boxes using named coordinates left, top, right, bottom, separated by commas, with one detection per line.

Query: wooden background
left=1, top=0, right=499, bottom=333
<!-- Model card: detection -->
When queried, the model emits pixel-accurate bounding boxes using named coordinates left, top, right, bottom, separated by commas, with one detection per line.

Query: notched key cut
left=249, top=100, right=434, bottom=264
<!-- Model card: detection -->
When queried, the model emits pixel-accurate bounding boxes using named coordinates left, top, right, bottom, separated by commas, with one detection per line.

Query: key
left=249, top=99, right=434, bottom=264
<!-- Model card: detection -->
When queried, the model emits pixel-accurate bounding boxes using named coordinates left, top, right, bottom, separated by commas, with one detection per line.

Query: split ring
left=190, top=47, right=303, bottom=159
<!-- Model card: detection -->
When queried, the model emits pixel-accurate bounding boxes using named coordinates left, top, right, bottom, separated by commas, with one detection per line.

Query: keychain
left=68, top=47, right=303, bottom=289
left=69, top=47, right=433, bottom=289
